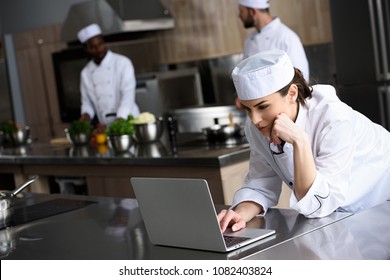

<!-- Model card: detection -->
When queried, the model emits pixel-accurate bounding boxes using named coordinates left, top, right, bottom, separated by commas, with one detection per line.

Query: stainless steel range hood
left=61, top=0, right=174, bottom=42
left=107, top=0, right=174, bottom=32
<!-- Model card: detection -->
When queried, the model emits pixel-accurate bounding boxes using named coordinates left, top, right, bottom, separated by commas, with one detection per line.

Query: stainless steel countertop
left=1, top=192, right=373, bottom=260
left=246, top=201, right=390, bottom=260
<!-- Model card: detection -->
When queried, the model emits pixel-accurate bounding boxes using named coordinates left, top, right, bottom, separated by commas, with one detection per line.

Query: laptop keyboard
left=223, top=235, right=250, bottom=247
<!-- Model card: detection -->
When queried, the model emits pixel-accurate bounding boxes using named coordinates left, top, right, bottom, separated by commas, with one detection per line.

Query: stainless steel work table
left=4, top=192, right=385, bottom=260
left=246, top=200, right=390, bottom=260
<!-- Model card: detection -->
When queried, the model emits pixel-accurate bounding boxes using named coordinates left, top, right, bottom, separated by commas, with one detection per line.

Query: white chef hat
left=77, top=23, right=102, bottom=43
left=232, top=49, right=295, bottom=100
left=239, top=0, right=270, bottom=9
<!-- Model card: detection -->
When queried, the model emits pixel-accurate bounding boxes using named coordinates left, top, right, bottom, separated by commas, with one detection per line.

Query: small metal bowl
left=132, top=117, right=164, bottom=143
left=64, top=129, right=90, bottom=146
left=107, top=135, right=133, bottom=153
left=10, top=126, right=30, bottom=146
left=70, top=133, right=90, bottom=145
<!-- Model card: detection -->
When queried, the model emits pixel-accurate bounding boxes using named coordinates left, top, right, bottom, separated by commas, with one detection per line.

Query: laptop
left=131, top=177, right=275, bottom=252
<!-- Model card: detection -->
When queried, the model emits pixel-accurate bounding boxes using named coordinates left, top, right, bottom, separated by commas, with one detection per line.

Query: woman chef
left=77, top=23, right=140, bottom=126
left=218, top=49, right=390, bottom=232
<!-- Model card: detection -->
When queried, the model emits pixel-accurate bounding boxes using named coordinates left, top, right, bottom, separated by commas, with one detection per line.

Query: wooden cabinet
left=12, top=24, right=67, bottom=141
left=15, top=160, right=249, bottom=205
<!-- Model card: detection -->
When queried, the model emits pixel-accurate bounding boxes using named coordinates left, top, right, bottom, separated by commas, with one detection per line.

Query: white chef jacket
left=243, top=17, right=310, bottom=81
left=80, top=50, right=140, bottom=125
left=232, top=85, right=390, bottom=218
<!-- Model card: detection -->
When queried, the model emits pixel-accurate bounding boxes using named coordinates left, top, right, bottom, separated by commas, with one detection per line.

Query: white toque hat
left=77, top=23, right=102, bottom=43
left=232, top=50, right=295, bottom=100
left=239, top=0, right=270, bottom=9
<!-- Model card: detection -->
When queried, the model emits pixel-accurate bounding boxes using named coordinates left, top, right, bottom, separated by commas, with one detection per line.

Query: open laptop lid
left=131, top=177, right=275, bottom=252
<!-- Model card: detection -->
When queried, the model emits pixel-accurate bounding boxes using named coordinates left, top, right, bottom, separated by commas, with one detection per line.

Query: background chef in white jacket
left=235, top=0, right=309, bottom=109
left=218, top=49, right=390, bottom=233
left=77, top=23, right=140, bottom=127
left=238, top=0, right=309, bottom=80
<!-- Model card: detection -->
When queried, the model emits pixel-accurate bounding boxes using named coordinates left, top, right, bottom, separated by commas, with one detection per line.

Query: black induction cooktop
left=0, top=198, right=96, bottom=230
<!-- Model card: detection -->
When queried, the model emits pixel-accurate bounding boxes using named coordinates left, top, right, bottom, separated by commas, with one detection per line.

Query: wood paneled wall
left=271, top=0, right=333, bottom=46
left=12, top=25, right=67, bottom=141
left=156, top=0, right=333, bottom=64
left=156, top=0, right=248, bottom=64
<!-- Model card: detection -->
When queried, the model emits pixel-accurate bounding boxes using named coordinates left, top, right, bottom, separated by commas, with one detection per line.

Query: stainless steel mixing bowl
left=107, top=135, right=133, bottom=153
left=10, top=126, right=30, bottom=146
left=132, top=117, right=164, bottom=143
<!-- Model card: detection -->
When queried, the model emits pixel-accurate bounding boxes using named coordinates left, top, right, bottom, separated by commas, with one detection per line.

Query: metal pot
left=0, top=175, right=38, bottom=211
left=202, top=124, right=243, bottom=143
left=172, top=105, right=246, bottom=133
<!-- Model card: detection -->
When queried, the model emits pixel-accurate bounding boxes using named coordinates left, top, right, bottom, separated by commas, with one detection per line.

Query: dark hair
left=278, top=68, right=312, bottom=105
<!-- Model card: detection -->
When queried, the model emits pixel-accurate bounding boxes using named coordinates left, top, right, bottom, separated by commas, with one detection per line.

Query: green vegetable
left=106, top=119, right=135, bottom=136
left=0, top=121, right=18, bottom=134
left=68, top=120, right=93, bottom=136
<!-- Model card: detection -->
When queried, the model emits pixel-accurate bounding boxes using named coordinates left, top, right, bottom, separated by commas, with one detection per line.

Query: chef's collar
left=94, top=50, right=112, bottom=67
left=294, top=102, right=307, bottom=131
left=255, top=17, right=280, bottom=34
